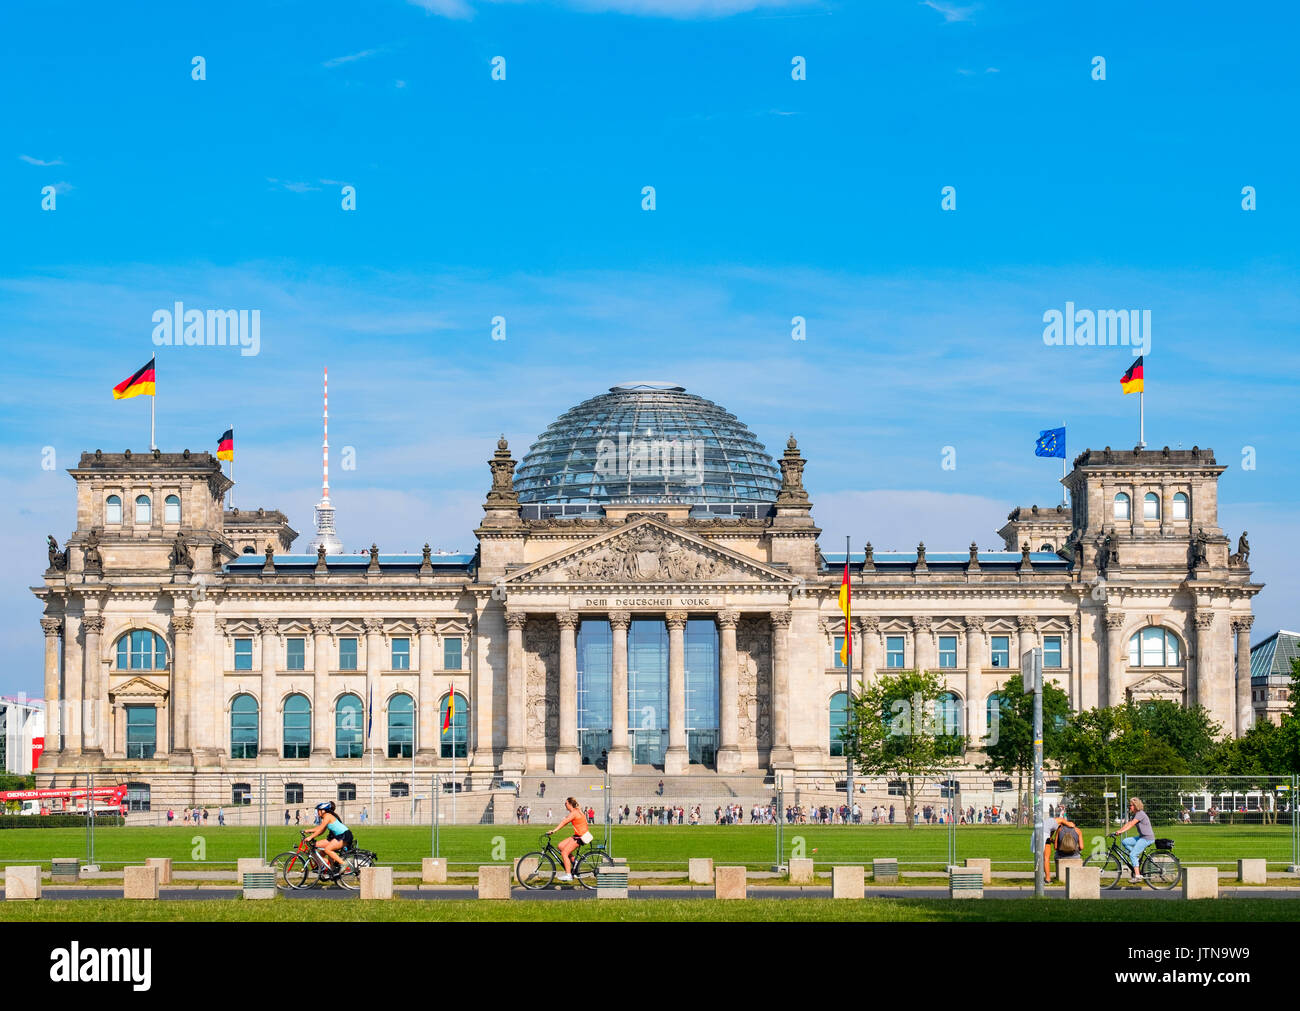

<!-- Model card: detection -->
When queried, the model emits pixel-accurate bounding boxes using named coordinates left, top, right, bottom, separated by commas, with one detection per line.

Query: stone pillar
left=363, top=617, right=384, bottom=757
left=40, top=618, right=62, bottom=759
left=608, top=611, right=632, bottom=775
left=258, top=618, right=279, bottom=758
left=81, top=613, right=105, bottom=758
left=1104, top=609, right=1126, bottom=709
left=555, top=611, right=580, bottom=774
left=1194, top=611, right=1215, bottom=713
left=170, top=612, right=193, bottom=759
left=769, top=609, right=794, bottom=768
left=62, top=617, right=83, bottom=760
left=1233, top=616, right=1254, bottom=737
left=664, top=610, right=689, bottom=775
left=311, top=619, right=332, bottom=757
left=716, top=610, right=742, bottom=775
left=503, top=610, right=527, bottom=772
left=416, top=618, right=437, bottom=761
left=912, top=616, right=932, bottom=672
left=1017, top=615, right=1038, bottom=675
left=964, top=616, right=984, bottom=741
left=857, top=616, right=879, bottom=685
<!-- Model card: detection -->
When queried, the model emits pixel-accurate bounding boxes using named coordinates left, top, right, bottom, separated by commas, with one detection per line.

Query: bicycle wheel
left=334, top=853, right=362, bottom=891
left=573, top=848, right=615, bottom=890
left=268, top=851, right=301, bottom=890
left=1096, top=849, right=1125, bottom=889
left=515, top=851, right=556, bottom=889
left=273, top=850, right=313, bottom=889
left=1143, top=852, right=1182, bottom=890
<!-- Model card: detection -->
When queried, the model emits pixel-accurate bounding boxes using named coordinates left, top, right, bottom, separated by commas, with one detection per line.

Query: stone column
left=416, top=618, right=437, bottom=761
left=363, top=617, right=385, bottom=757
left=1017, top=615, right=1039, bottom=674
left=1104, top=609, right=1126, bottom=709
left=769, top=609, right=795, bottom=768
left=311, top=619, right=332, bottom=757
left=857, top=616, right=879, bottom=685
left=62, top=617, right=83, bottom=760
left=964, top=616, right=984, bottom=741
left=170, top=612, right=194, bottom=759
left=1069, top=613, right=1082, bottom=710
left=81, top=613, right=105, bottom=758
left=258, top=618, right=279, bottom=758
left=608, top=611, right=632, bottom=775
left=555, top=611, right=580, bottom=774
left=503, top=610, right=527, bottom=772
left=1194, top=611, right=1216, bottom=713
left=716, top=610, right=742, bottom=775
left=1232, top=616, right=1255, bottom=737
left=665, top=610, right=689, bottom=775
left=41, top=618, right=62, bottom=759
left=912, top=616, right=933, bottom=672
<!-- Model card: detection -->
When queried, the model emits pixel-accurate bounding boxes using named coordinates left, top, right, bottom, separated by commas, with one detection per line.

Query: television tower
left=308, top=367, right=344, bottom=554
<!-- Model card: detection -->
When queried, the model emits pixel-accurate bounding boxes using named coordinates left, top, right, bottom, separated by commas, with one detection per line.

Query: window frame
left=164, top=494, right=181, bottom=524
left=885, top=635, right=905, bottom=669
left=285, top=637, right=306, bottom=671
left=387, top=692, right=415, bottom=759
left=1143, top=492, right=1160, bottom=520
left=125, top=704, right=157, bottom=760
left=1043, top=635, right=1062, bottom=669
left=937, top=635, right=958, bottom=669
left=1113, top=492, right=1131, bottom=520
left=230, top=693, right=259, bottom=759
left=338, top=637, right=358, bottom=671
left=990, top=635, right=1010, bottom=668
left=135, top=494, right=152, bottom=524
left=234, top=637, right=253, bottom=671
left=443, top=637, right=462, bottom=671
left=1172, top=492, right=1189, bottom=520
left=282, top=693, right=312, bottom=759
left=391, top=637, right=411, bottom=671
left=106, top=495, right=122, bottom=524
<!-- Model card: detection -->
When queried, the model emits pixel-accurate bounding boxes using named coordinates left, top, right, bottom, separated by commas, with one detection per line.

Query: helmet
left=316, top=801, right=336, bottom=814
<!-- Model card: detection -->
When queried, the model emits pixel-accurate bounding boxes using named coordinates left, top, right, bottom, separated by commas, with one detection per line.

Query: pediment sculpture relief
left=565, top=528, right=735, bottom=583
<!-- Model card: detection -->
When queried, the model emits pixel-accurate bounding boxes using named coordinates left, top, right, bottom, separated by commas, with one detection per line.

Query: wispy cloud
left=19, top=154, right=64, bottom=166
left=406, top=0, right=475, bottom=17
left=266, top=177, right=321, bottom=193
left=406, top=0, right=818, bottom=19
left=920, top=0, right=977, bottom=23
left=323, top=48, right=382, bottom=68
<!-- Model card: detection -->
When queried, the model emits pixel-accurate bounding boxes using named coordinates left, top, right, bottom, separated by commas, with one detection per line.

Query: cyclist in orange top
left=550, top=796, right=594, bottom=882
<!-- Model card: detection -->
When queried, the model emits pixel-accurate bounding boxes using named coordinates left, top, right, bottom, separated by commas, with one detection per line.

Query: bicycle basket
left=1154, top=838, right=1175, bottom=851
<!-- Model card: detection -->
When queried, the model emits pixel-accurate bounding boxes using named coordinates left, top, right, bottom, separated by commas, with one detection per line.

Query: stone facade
left=32, top=437, right=1261, bottom=799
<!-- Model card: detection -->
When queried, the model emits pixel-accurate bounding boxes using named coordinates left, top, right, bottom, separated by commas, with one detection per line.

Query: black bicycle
left=271, top=831, right=378, bottom=891
left=515, top=831, right=614, bottom=890
left=1084, top=832, right=1182, bottom=890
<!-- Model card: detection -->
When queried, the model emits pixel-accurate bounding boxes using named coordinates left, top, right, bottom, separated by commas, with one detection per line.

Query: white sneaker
left=557, top=873, right=572, bottom=882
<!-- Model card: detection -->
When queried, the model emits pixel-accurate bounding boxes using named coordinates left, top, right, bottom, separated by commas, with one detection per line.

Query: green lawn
left=3, top=823, right=1295, bottom=872
left=2, top=897, right=1298, bottom=923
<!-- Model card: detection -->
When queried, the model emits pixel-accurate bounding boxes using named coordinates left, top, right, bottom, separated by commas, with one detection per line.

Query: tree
left=846, top=669, right=964, bottom=828
left=980, top=674, right=1072, bottom=824
left=1126, top=700, right=1220, bottom=775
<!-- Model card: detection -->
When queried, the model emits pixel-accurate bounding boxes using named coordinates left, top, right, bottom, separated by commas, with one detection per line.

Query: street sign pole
left=1023, top=647, right=1045, bottom=898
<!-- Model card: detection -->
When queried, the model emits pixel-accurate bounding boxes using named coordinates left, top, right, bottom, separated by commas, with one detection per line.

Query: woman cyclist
left=549, top=797, right=593, bottom=883
left=303, top=801, right=356, bottom=879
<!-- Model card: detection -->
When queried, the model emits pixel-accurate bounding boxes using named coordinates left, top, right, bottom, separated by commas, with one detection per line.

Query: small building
left=0, top=696, right=46, bottom=775
left=1250, top=630, right=1298, bottom=726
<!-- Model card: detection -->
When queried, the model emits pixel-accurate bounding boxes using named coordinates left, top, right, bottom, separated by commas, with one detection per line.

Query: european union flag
left=1035, top=427, right=1066, bottom=459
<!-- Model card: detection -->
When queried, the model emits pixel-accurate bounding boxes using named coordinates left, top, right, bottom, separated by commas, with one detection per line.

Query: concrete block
left=831, top=865, right=865, bottom=899
left=948, top=868, right=983, bottom=899
left=4, top=866, right=41, bottom=901
left=422, top=857, right=447, bottom=884
left=596, top=859, right=629, bottom=900
left=872, top=858, right=898, bottom=884
left=237, top=858, right=270, bottom=878
left=1056, top=856, right=1083, bottom=883
left=124, top=866, right=160, bottom=899
left=788, top=857, right=814, bottom=884
left=688, top=857, right=714, bottom=884
left=241, top=871, right=278, bottom=900
left=1065, top=864, right=1100, bottom=900
left=1237, top=859, right=1267, bottom=885
left=360, top=866, right=393, bottom=900
left=963, top=858, right=991, bottom=885
left=477, top=865, right=511, bottom=899
left=714, top=865, right=747, bottom=900
left=145, top=858, right=172, bottom=885
left=1182, top=865, right=1218, bottom=900
left=50, top=859, right=79, bottom=883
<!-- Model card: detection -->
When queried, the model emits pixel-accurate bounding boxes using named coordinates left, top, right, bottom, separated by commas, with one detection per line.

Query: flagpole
left=1062, top=421, right=1068, bottom=505
left=150, top=391, right=156, bottom=451
left=229, top=421, right=235, bottom=508
left=845, top=534, right=853, bottom=822
left=1139, top=391, right=1145, bottom=448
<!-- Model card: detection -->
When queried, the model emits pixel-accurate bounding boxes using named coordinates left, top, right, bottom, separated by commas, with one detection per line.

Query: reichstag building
left=34, top=382, right=1261, bottom=807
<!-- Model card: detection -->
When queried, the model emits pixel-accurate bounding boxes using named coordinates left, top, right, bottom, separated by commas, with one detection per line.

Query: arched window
left=115, top=629, right=168, bottom=670
left=936, top=691, right=962, bottom=737
left=829, top=691, right=848, bottom=757
left=283, top=694, right=311, bottom=758
left=440, top=693, right=467, bottom=759
left=164, top=494, right=181, bottom=523
left=1128, top=627, right=1182, bottom=667
left=387, top=693, right=415, bottom=758
left=1143, top=492, right=1160, bottom=519
left=986, top=692, right=1011, bottom=736
left=106, top=495, right=122, bottom=524
left=135, top=494, right=152, bottom=524
left=1172, top=492, right=1189, bottom=520
left=230, top=693, right=259, bottom=759
left=335, top=693, right=363, bottom=759
left=1113, top=493, right=1131, bottom=520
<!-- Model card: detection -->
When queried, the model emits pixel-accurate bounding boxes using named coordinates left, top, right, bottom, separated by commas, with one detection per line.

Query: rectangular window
left=234, top=638, right=253, bottom=671
left=990, top=636, right=1010, bottom=668
left=339, top=637, right=358, bottom=671
left=285, top=783, right=304, bottom=805
left=391, top=637, right=410, bottom=670
left=938, top=635, right=957, bottom=669
left=886, top=635, right=904, bottom=668
left=390, top=782, right=410, bottom=798
left=443, top=637, right=462, bottom=670
left=232, top=783, right=251, bottom=806
left=125, top=705, right=157, bottom=760
left=285, top=637, right=305, bottom=671
left=338, top=783, right=356, bottom=802
left=833, top=635, right=847, bottom=669
left=1044, top=635, right=1062, bottom=668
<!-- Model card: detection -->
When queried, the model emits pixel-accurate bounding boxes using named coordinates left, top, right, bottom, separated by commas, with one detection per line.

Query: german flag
left=838, top=559, right=852, bottom=667
left=443, top=692, right=455, bottom=734
left=217, top=429, right=234, bottom=461
left=112, top=357, right=155, bottom=400
left=1121, top=355, right=1144, bottom=394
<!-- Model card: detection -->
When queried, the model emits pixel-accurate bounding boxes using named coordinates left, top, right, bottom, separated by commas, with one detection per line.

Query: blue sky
left=2, top=0, right=1297, bottom=696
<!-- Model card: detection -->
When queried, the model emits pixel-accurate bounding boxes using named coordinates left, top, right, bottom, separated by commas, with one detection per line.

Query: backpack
left=1055, top=822, right=1081, bottom=855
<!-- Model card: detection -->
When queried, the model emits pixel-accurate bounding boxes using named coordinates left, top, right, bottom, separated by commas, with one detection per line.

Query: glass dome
left=515, top=382, right=781, bottom=506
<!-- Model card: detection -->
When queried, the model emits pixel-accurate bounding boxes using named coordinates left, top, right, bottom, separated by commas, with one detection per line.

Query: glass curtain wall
left=627, top=619, right=668, bottom=766
left=684, top=618, right=719, bottom=766
left=576, top=619, right=613, bottom=766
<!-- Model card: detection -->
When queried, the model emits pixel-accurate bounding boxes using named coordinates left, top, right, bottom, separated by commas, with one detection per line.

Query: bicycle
left=515, top=831, right=615, bottom=890
left=270, top=831, right=377, bottom=891
left=1084, top=832, right=1182, bottom=890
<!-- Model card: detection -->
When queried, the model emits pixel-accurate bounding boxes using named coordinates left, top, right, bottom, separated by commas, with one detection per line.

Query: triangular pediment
left=1127, top=671, right=1184, bottom=698
left=503, top=518, right=797, bottom=587
left=109, top=676, right=170, bottom=702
